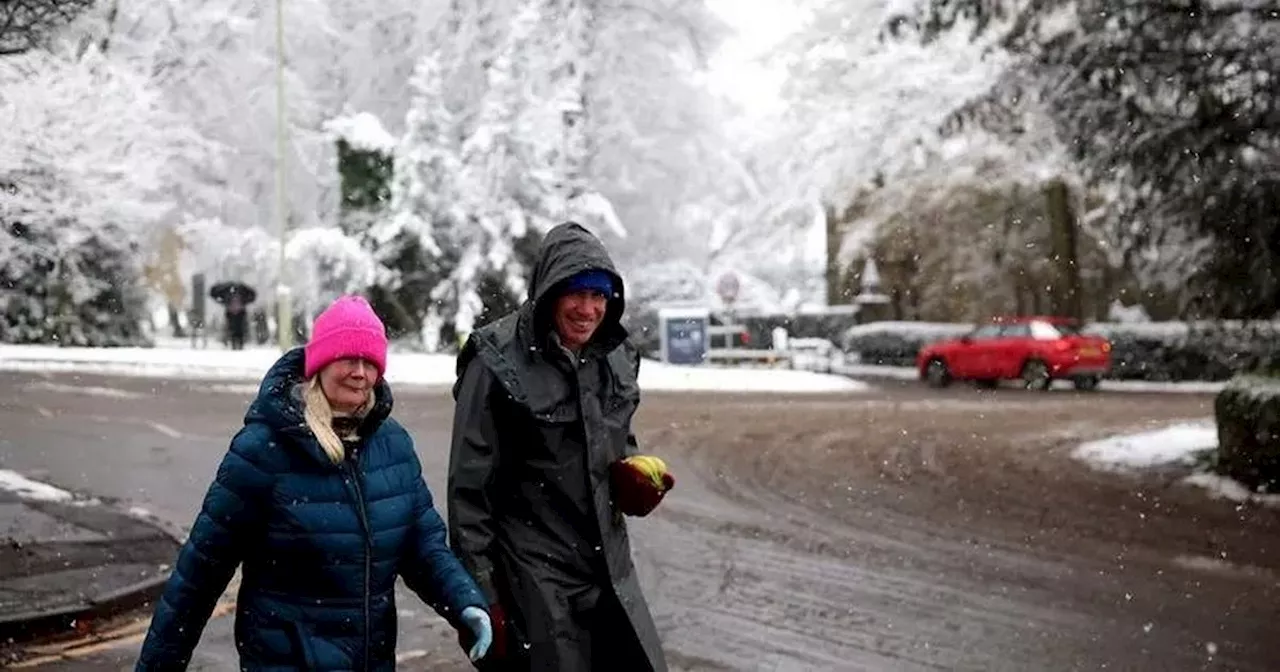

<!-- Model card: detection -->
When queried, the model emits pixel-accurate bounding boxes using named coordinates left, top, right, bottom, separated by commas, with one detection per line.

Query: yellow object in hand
left=622, top=455, right=671, bottom=491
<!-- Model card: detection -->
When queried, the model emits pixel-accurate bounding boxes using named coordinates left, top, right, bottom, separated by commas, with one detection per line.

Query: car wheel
left=1073, top=375, right=1100, bottom=391
left=1020, top=359, right=1051, bottom=391
left=925, top=359, right=951, bottom=388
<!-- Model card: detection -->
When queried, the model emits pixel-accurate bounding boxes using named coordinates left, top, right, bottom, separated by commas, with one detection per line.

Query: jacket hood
left=245, top=347, right=394, bottom=464
left=521, top=222, right=627, bottom=353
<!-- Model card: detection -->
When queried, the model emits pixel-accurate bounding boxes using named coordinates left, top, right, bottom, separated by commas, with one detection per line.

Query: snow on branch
left=324, top=111, right=397, bottom=154
left=566, top=190, right=626, bottom=239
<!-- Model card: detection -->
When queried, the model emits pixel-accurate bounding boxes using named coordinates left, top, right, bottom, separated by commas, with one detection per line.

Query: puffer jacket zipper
left=344, top=447, right=373, bottom=671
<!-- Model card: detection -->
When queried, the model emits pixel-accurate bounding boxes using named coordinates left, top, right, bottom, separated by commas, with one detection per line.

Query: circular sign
left=716, top=271, right=740, bottom=304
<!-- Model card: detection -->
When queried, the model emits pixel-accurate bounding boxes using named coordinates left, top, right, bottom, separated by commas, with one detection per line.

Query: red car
left=917, top=316, right=1112, bottom=391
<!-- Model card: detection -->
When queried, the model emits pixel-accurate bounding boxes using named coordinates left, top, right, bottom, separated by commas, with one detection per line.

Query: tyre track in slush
left=629, top=390, right=1278, bottom=671
left=636, top=465, right=1077, bottom=671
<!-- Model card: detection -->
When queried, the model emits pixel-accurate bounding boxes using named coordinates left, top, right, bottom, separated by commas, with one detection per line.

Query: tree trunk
left=824, top=203, right=843, bottom=305
left=1045, top=179, right=1083, bottom=319
left=168, top=303, right=186, bottom=338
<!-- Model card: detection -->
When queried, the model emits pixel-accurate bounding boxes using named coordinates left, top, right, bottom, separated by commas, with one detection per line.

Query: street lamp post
left=275, top=0, right=293, bottom=350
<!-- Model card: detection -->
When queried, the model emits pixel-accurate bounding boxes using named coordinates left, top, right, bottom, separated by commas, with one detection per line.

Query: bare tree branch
left=0, top=0, right=95, bottom=55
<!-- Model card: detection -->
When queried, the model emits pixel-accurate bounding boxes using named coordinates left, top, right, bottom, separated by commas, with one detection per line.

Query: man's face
left=553, top=289, right=609, bottom=351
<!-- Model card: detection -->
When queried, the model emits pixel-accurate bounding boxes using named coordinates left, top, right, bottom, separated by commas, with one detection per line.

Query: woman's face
left=319, top=358, right=378, bottom=413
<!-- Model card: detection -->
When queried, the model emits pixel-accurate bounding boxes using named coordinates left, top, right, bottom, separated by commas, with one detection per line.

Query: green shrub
left=1213, top=375, right=1280, bottom=492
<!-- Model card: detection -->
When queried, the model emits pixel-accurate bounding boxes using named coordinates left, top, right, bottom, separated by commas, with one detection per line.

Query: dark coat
left=447, top=222, right=666, bottom=672
left=136, top=348, right=486, bottom=671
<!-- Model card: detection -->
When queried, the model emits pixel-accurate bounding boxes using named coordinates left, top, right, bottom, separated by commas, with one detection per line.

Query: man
left=448, top=222, right=673, bottom=671
left=224, top=294, right=248, bottom=350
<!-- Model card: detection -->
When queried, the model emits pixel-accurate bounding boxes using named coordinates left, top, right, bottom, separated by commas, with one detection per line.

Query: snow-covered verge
left=1070, top=420, right=1280, bottom=508
left=0, top=468, right=104, bottom=508
left=0, top=469, right=77, bottom=502
left=1073, top=421, right=1218, bottom=470
left=0, top=345, right=870, bottom=394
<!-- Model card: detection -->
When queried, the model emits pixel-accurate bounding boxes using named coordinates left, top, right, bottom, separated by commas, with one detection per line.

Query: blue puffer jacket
left=136, top=348, right=485, bottom=671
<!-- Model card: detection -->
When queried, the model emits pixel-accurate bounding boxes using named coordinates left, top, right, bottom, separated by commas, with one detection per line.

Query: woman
left=136, top=295, right=491, bottom=670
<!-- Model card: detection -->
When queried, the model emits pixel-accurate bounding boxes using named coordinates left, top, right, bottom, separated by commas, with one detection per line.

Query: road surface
left=1, top=370, right=1276, bottom=671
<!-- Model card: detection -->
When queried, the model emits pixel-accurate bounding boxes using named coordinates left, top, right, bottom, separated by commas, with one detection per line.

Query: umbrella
left=210, top=281, right=257, bottom=305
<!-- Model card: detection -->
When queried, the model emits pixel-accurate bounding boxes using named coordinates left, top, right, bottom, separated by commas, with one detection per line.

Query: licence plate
left=1079, top=347, right=1100, bottom=356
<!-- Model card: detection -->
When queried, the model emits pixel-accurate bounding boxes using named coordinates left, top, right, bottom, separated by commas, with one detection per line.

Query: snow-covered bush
left=1, top=218, right=152, bottom=346
left=738, top=308, right=860, bottom=353
left=840, top=322, right=973, bottom=367
left=1214, top=375, right=1280, bottom=492
left=1088, top=322, right=1280, bottom=382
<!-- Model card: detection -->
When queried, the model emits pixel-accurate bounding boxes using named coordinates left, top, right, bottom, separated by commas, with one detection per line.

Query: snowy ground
left=0, top=343, right=870, bottom=394
left=1071, top=419, right=1280, bottom=508
left=0, top=468, right=77, bottom=502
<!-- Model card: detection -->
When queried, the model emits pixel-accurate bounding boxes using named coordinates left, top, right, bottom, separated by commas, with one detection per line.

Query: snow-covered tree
left=178, top=217, right=378, bottom=326
left=901, top=0, right=1278, bottom=317
left=388, top=0, right=656, bottom=348
left=378, top=53, right=461, bottom=344
left=285, top=226, right=382, bottom=316
left=767, top=0, right=1009, bottom=217
left=758, top=0, right=1222, bottom=317
left=445, top=0, right=550, bottom=338
left=548, top=0, right=593, bottom=209
left=325, top=111, right=396, bottom=232
left=586, top=0, right=726, bottom=265
left=59, top=0, right=354, bottom=307
left=0, top=47, right=211, bottom=344
left=321, top=0, right=451, bottom=136
left=0, top=0, right=93, bottom=55
left=533, top=0, right=626, bottom=239
left=660, top=0, right=1016, bottom=313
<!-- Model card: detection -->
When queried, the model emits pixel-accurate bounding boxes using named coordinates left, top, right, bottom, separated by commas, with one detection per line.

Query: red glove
left=610, top=455, right=675, bottom=517
left=488, top=602, right=508, bottom=661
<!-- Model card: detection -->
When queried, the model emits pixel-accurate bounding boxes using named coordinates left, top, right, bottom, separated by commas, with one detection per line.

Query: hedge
left=841, top=320, right=1280, bottom=382
left=838, top=322, right=973, bottom=368
left=1214, top=376, right=1280, bottom=491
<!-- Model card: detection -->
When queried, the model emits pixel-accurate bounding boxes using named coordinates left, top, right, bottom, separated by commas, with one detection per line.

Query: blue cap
left=563, top=269, right=614, bottom=297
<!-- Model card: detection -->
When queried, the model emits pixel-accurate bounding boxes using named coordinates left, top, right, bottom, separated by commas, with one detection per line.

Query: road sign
left=716, top=271, right=740, bottom=304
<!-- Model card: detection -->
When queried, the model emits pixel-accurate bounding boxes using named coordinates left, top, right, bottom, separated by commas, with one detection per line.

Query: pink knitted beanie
left=304, top=295, right=388, bottom=379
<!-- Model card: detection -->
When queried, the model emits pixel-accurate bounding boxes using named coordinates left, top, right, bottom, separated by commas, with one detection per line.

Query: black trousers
left=580, top=589, right=649, bottom=671
left=475, top=587, right=650, bottom=672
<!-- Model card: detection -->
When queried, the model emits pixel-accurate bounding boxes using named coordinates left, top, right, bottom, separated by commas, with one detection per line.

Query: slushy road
left=1, top=370, right=1276, bottom=671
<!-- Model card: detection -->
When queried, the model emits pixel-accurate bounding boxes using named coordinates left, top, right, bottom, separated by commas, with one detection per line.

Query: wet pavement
left=0, top=484, right=178, bottom=659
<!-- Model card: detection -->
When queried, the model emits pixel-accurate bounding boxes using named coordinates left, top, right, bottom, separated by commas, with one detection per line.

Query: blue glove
left=460, top=606, right=492, bottom=662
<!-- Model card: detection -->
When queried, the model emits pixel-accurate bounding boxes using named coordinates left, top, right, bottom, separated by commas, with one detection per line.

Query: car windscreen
left=1029, top=321, right=1081, bottom=339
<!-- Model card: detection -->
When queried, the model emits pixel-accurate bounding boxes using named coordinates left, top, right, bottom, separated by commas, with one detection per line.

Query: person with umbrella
left=210, top=281, right=256, bottom=350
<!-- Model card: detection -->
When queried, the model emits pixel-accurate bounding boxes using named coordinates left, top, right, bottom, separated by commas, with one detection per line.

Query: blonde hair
left=301, top=377, right=374, bottom=465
